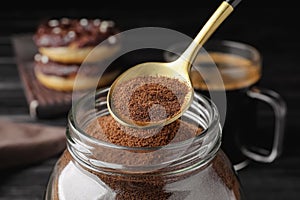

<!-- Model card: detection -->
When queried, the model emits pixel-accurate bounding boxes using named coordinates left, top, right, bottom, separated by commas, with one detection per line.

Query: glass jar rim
left=67, top=87, right=221, bottom=172
left=69, top=87, right=220, bottom=151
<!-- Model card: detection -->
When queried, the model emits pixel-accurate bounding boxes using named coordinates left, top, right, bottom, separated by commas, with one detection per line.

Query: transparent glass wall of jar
left=45, top=88, right=244, bottom=200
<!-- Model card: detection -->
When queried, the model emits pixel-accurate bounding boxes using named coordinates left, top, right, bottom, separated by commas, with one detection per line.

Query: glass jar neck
left=67, top=88, right=221, bottom=175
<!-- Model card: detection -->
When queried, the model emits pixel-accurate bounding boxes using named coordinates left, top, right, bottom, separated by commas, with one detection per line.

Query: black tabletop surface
left=0, top=1, right=299, bottom=200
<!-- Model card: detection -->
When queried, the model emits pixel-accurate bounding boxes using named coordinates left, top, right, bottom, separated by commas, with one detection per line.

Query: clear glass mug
left=164, top=40, right=287, bottom=170
left=45, top=88, right=244, bottom=199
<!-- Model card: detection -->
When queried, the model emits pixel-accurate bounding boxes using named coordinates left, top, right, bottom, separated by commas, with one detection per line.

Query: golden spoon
left=107, top=0, right=241, bottom=128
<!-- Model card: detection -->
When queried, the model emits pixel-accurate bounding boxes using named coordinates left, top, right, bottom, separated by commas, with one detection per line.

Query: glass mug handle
left=241, top=87, right=287, bottom=163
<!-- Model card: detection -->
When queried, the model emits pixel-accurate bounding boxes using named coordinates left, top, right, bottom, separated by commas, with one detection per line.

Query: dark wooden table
left=0, top=2, right=299, bottom=200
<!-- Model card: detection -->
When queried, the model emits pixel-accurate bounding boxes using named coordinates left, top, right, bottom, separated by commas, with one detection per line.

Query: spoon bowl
left=107, top=0, right=241, bottom=128
left=107, top=61, right=194, bottom=128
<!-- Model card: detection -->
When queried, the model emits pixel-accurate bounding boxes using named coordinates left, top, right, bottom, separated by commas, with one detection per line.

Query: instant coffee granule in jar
left=45, top=87, right=243, bottom=200
left=87, top=115, right=202, bottom=147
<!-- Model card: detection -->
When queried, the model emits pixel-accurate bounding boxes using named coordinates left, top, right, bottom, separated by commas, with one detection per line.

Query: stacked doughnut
left=32, top=17, right=121, bottom=91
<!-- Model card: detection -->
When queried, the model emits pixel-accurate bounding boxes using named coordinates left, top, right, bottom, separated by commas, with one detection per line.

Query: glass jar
left=45, top=87, right=244, bottom=200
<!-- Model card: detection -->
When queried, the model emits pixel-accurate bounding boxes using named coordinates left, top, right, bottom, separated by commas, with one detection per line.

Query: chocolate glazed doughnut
left=32, top=18, right=122, bottom=91
left=33, top=18, right=121, bottom=64
left=33, top=53, right=120, bottom=91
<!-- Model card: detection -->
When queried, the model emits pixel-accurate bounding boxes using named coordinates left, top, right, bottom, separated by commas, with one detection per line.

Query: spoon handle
left=226, top=0, right=242, bottom=8
left=175, top=0, right=240, bottom=73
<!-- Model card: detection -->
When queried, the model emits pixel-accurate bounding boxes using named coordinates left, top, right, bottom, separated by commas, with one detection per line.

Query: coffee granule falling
left=111, top=76, right=190, bottom=125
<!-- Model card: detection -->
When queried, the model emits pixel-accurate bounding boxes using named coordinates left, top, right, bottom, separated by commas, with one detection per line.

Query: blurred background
left=0, top=0, right=299, bottom=199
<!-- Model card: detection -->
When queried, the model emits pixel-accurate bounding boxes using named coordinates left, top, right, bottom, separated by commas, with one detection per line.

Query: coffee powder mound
left=84, top=115, right=203, bottom=167
left=87, top=115, right=202, bottom=147
left=111, top=76, right=190, bottom=125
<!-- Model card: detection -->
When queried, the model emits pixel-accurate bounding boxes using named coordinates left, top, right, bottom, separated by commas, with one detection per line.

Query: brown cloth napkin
left=0, top=119, right=66, bottom=170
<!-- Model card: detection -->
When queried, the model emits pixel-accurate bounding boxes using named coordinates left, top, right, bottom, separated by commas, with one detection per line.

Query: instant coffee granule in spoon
left=111, top=76, right=190, bottom=126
